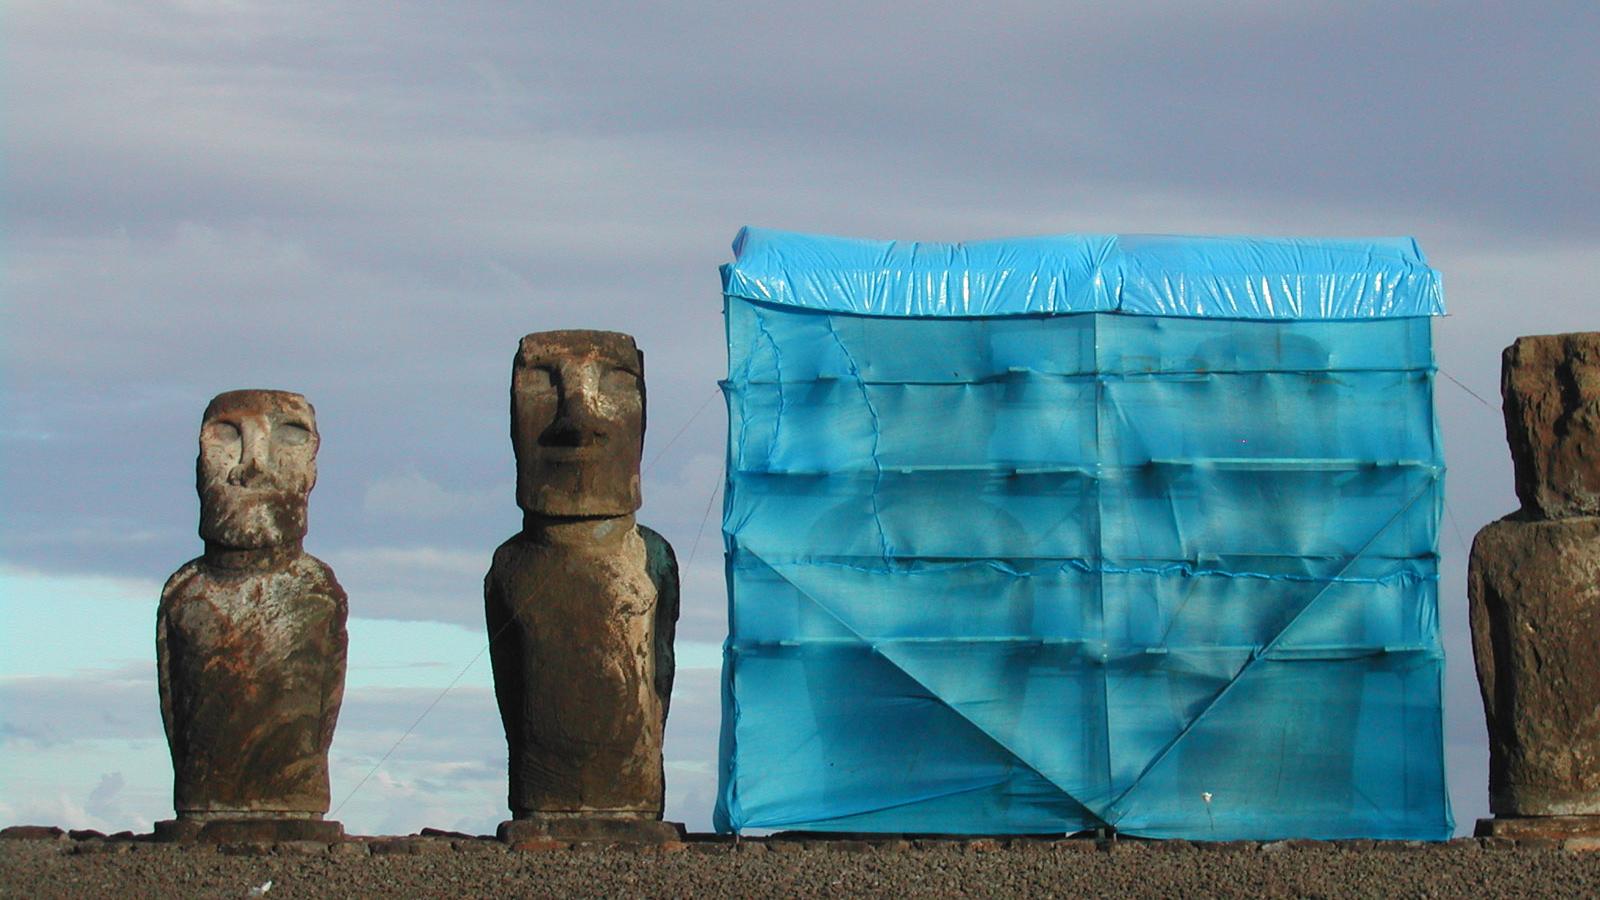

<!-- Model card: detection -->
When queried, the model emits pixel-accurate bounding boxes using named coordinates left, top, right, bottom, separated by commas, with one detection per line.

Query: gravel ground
left=5, top=834, right=1600, bottom=899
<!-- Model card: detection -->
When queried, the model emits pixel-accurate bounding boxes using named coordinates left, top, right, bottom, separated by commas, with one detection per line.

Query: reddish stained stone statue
left=155, top=390, right=348, bottom=843
left=1471, top=333, right=1600, bottom=839
left=486, top=331, right=682, bottom=843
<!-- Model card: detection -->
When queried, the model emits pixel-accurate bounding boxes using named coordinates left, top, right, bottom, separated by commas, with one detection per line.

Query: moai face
left=197, top=390, right=320, bottom=549
left=512, top=331, right=645, bottom=517
left=1502, top=333, right=1600, bottom=519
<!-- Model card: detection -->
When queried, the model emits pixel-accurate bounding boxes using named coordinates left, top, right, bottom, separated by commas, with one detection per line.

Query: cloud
left=86, top=771, right=128, bottom=821
left=362, top=470, right=505, bottom=520
left=663, top=668, right=724, bottom=830
left=0, top=666, right=160, bottom=747
left=325, top=545, right=489, bottom=625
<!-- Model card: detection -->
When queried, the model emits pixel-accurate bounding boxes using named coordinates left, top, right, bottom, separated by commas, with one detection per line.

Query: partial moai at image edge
left=1470, top=333, right=1600, bottom=827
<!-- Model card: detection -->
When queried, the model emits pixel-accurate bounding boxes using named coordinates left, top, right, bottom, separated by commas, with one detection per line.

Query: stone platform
left=1476, top=816, right=1600, bottom=839
left=497, top=816, right=685, bottom=844
left=153, top=818, right=345, bottom=844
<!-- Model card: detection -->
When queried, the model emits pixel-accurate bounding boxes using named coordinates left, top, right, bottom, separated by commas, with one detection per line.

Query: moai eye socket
left=519, top=366, right=557, bottom=392
left=274, top=423, right=313, bottom=447
left=601, top=367, right=640, bottom=396
left=207, top=421, right=242, bottom=447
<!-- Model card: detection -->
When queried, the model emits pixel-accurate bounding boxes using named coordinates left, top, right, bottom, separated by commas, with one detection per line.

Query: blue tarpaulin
left=715, top=228, right=1451, bottom=840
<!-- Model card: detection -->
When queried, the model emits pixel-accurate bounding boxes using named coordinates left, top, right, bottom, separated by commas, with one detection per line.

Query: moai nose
left=543, top=372, right=610, bottom=448
left=228, top=424, right=272, bottom=485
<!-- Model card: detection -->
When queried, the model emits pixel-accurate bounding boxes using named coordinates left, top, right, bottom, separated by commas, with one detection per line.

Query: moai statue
left=1470, top=333, right=1600, bottom=839
left=155, top=390, right=348, bottom=843
left=486, top=331, right=682, bottom=843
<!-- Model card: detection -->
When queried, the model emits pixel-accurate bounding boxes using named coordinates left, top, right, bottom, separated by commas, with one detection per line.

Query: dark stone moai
left=1470, top=333, right=1600, bottom=839
left=155, top=390, right=348, bottom=843
left=486, top=331, right=682, bottom=844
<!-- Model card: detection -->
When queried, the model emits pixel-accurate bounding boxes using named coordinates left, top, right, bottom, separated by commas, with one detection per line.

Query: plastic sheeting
left=725, top=227, right=1445, bottom=319
left=716, top=230, right=1451, bottom=841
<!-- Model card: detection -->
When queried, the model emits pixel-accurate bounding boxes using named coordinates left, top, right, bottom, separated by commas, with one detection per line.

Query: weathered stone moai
left=155, top=390, right=348, bottom=843
left=1470, top=333, right=1600, bottom=839
left=486, top=331, right=682, bottom=843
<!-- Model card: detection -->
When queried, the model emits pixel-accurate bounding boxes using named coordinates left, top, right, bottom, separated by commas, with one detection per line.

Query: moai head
left=196, top=390, right=320, bottom=549
left=1501, top=333, right=1600, bottom=519
left=512, top=331, right=645, bottom=517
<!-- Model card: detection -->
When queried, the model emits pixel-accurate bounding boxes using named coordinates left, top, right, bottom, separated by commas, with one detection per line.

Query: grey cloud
left=85, top=771, right=128, bottom=821
left=326, top=674, right=724, bottom=831
left=664, top=668, right=724, bottom=830
left=0, top=665, right=160, bottom=746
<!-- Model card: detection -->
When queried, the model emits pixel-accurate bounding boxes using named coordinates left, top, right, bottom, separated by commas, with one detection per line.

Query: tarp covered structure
left=715, top=227, right=1452, bottom=840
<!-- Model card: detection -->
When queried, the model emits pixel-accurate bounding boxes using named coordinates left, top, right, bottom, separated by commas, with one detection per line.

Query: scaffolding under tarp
left=715, top=227, right=1451, bottom=840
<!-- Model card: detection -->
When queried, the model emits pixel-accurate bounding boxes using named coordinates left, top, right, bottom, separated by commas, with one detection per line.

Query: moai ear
left=637, top=347, right=647, bottom=452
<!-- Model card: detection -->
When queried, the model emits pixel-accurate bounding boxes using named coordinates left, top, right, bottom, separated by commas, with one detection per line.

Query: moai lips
left=157, top=390, right=348, bottom=840
left=487, top=331, right=681, bottom=839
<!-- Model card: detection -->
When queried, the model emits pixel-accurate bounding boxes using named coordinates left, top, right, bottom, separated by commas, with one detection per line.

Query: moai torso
left=487, top=520, right=677, bottom=814
left=486, top=331, right=679, bottom=819
left=156, top=390, right=348, bottom=820
left=159, top=550, right=347, bottom=816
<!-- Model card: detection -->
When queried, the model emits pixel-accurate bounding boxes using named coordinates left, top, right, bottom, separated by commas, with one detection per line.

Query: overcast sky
left=3, top=0, right=1597, bottom=836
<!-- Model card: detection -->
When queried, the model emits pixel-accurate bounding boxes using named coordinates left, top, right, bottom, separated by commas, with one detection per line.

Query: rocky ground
left=5, top=830, right=1600, bottom=898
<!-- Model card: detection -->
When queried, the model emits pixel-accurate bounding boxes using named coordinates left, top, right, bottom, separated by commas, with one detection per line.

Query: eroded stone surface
left=1501, top=333, right=1600, bottom=520
left=1469, top=516, right=1600, bottom=816
left=158, top=390, right=348, bottom=822
left=487, top=331, right=680, bottom=821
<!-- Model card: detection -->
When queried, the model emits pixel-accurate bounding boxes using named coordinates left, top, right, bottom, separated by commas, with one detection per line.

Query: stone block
left=497, top=817, right=684, bottom=844
left=0, top=825, right=65, bottom=840
left=154, top=817, right=344, bottom=844
left=1475, top=815, right=1600, bottom=839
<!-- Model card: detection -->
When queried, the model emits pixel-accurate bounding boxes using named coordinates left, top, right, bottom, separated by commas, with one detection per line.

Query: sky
left=3, top=0, right=1597, bottom=837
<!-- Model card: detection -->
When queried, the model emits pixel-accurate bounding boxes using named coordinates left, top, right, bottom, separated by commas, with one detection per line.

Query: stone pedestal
left=153, top=817, right=345, bottom=844
left=1475, top=815, right=1600, bottom=839
left=497, top=816, right=684, bottom=844
left=1470, top=332, right=1600, bottom=838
